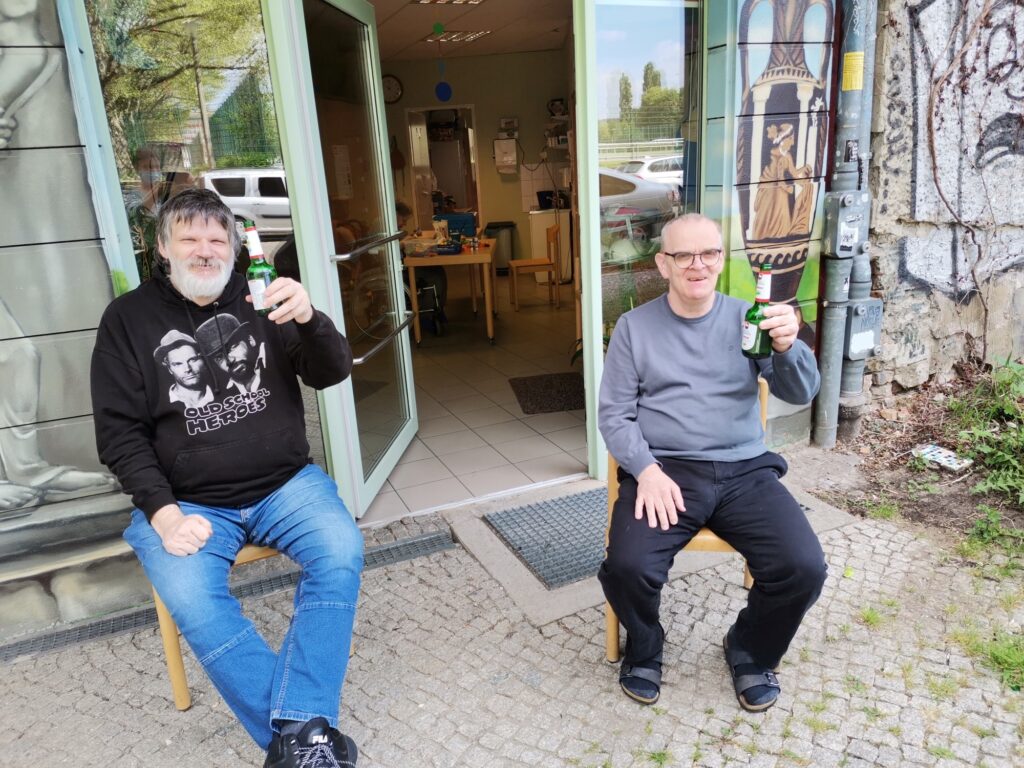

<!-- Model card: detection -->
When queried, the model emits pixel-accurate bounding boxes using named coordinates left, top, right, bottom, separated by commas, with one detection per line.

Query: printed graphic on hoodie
left=153, top=313, right=269, bottom=435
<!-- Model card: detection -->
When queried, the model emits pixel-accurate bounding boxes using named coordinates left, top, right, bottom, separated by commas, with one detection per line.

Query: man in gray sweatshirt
left=598, top=213, right=824, bottom=712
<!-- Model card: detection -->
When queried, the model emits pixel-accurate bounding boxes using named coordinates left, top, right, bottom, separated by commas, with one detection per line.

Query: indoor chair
left=508, top=224, right=560, bottom=311
left=153, top=544, right=278, bottom=710
left=604, top=378, right=768, bottom=663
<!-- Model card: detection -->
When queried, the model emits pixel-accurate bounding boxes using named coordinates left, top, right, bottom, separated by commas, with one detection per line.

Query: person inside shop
left=90, top=188, right=362, bottom=768
left=598, top=213, right=824, bottom=712
left=397, top=201, right=447, bottom=335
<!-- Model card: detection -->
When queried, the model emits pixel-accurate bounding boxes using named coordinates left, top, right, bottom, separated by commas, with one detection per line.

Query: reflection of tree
left=85, top=0, right=266, bottom=173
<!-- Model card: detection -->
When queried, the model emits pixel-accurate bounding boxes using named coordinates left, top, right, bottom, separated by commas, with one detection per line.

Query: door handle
left=330, top=231, right=404, bottom=263
left=352, top=311, right=413, bottom=366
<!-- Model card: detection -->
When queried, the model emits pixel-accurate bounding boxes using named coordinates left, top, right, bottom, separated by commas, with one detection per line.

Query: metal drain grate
left=0, top=530, right=454, bottom=663
left=485, top=487, right=608, bottom=590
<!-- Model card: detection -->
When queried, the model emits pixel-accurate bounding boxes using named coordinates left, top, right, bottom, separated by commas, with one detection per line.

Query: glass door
left=263, top=0, right=415, bottom=516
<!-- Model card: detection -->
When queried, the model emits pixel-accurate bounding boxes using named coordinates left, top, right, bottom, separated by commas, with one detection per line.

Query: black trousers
left=598, top=452, right=826, bottom=670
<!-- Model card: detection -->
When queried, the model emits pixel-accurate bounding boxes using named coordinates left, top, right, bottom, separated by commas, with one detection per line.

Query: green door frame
left=262, top=0, right=417, bottom=517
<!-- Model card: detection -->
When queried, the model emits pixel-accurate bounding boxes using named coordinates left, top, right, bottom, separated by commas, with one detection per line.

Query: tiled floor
left=360, top=268, right=589, bottom=526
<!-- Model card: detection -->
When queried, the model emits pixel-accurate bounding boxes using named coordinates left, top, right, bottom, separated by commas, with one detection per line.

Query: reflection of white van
left=199, top=169, right=292, bottom=235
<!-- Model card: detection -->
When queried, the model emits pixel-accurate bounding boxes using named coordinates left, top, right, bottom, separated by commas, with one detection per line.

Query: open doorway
left=362, top=0, right=699, bottom=525
left=406, top=107, right=481, bottom=233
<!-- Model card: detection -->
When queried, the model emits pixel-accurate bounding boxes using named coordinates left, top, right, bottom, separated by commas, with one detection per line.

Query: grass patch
left=781, top=750, right=810, bottom=766
left=859, top=606, right=884, bottom=629
left=861, top=706, right=884, bottom=722
left=927, top=745, right=956, bottom=760
left=844, top=675, right=868, bottom=695
left=925, top=674, right=960, bottom=700
left=803, top=716, right=836, bottom=734
left=863, top=499, right=899, bottom=521
left=643, top=750, right=672, bottom=767
left=949, top=360, right=1024, bottom=506
left=954, top=628, right=1024, bottom=691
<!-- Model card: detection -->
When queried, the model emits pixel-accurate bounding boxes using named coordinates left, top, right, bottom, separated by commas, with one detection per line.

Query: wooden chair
left=153, top=544, right=278, bottom=710
left=604, top=378, right=769, bottom=663
left=509, top=224, right=561, bottom=311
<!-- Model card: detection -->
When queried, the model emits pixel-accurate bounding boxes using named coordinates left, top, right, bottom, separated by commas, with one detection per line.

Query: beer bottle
left=741, top=262, right=773, bottom=359
left=244, top=221, right=279, bottom=316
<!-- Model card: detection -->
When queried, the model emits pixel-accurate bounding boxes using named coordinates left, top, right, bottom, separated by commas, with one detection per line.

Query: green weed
left=844, top=675, right=868, bottom=695
left=927, top=745, right=956, bottom=760
left=950, top=360, right=1024, bottom=505
left=953, top=627, right=1024, bottom=691
left=803, top=716, right=836, bottom=734
left=643, top=750, right=671, bottom=767
left=925, top=674, right=960, bottom=700
left=863, top=499, right=899, bottom=521
left=859, top=607, right=884, bottom=628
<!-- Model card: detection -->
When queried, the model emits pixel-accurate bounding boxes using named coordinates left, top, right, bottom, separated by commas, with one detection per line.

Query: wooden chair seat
left=509, top=224, right=561, bottom=310
left=604, top=379, right=768, bottom=663
left=153, top=544, right=278, bottom=711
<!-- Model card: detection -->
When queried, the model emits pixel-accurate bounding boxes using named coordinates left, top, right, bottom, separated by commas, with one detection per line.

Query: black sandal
left=723, top=630, right=780, bottom=712
left=619, top=664, right=662, bottom=705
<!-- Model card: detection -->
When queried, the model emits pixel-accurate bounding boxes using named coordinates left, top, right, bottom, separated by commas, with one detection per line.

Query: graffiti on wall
left=898, top=0, right=1024, bottom=299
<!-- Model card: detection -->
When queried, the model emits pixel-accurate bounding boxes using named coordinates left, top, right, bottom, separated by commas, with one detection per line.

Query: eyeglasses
left=661, top=249, right=723, bottom=269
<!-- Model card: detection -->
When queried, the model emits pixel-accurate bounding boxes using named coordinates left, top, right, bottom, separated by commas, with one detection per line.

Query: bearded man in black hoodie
left=91, top=189, right=361, bottom=768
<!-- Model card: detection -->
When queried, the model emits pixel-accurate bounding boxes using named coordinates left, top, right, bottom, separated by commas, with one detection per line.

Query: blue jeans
left=125, top=464, right=363, bottom=748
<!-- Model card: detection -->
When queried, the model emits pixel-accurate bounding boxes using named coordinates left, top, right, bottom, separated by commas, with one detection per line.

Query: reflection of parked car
left=617, top=149, right=698, bottom=210
left=599, top=168, right=676, bottom=247
left=199, top=169, right=292, bottom=236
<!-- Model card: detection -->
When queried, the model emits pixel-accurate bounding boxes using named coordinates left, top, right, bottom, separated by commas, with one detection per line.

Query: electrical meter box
left=824, top=191, right=870, bottom=257
left=843, top=297, right=883, bottom=360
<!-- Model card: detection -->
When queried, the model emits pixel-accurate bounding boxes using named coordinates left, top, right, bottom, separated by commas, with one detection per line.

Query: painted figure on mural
left=736, top=0, right=833, bottom=308
left=0, top=0, right=117, bottom=515
left=751, top=123, right=815, bottom=241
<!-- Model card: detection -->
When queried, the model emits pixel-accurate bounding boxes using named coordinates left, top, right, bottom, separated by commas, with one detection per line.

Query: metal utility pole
left=812, top=0, right=882, bottom=448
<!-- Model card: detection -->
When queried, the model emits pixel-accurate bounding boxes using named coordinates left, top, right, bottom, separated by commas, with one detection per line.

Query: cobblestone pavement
left=0, top=494, right=1021, bottom=767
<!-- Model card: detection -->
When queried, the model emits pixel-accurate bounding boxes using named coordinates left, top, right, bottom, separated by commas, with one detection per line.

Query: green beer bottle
left=741, top=262, right=773, bottom=359
left=244, top=221, right=279, bottom=316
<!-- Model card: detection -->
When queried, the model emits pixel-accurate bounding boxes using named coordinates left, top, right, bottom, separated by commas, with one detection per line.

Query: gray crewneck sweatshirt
left=598, top=292, right=820, bottom=477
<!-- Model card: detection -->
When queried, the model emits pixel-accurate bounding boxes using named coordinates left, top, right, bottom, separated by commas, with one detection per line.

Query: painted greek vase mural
left=736, top=0, right=834, bottom=307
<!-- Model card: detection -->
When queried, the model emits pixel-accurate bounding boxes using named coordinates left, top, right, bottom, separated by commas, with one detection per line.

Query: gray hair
left=157, top=188, right=240, bottom=256
left=660, top=213, right=723, bottom=241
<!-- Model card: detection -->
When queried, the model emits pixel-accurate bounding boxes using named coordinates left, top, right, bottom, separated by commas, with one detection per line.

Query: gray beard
left=169, top=257, right=233, bottom=304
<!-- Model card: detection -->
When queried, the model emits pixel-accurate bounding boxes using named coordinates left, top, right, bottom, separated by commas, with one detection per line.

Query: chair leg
left=605, top=601, right=621, bottom=663
left=153, top=588, right=192, bottom=711
left=510, top=268, right=519, bottom=311
left=743, top=563, right=754, bottom=590
left=552, top=272, right=560, bottom=309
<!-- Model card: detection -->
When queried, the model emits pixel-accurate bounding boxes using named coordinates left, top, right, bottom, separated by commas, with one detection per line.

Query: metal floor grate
left=485, top=487, right=608, bottom=590
left=0, top=530, right=454, bottom=664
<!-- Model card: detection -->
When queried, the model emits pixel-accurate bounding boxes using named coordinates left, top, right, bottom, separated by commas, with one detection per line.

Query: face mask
left=141, top=171, right=163, bottom=186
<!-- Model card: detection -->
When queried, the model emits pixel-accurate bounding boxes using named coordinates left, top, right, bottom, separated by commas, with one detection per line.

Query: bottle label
left=755, top=271, right=771, bottom=302
left=244, top=227, right=264, bottom=257
left=248, top=278, right=269, bottom=311
left=741, top=320, right=758, bottom=350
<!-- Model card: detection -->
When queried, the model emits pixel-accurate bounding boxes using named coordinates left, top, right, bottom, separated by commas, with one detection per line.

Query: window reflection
left=85, top=0, right=287, bottom=281
left=595, top=0, right=702, bottom=336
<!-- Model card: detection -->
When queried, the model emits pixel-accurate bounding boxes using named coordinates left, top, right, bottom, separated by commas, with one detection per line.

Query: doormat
left=508, top=372, right=585, bottom=414
left=484, top=487, right=607, bottom=589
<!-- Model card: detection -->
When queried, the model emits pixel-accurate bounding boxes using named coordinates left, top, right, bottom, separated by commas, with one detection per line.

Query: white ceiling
left=369, top=0, right=573, bottom=61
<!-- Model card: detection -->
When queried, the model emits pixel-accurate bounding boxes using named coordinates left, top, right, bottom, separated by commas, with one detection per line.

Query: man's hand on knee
left=151, top=504, right=213, bottom=556
left=635, top=464, right=685, bottom=530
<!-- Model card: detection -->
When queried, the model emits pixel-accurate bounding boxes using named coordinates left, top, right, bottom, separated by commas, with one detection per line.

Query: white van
left=199, top=169, right=292, bottom=236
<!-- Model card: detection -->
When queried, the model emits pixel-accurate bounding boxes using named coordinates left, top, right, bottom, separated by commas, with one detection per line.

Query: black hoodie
left=91, top=268, right=352, bottom=520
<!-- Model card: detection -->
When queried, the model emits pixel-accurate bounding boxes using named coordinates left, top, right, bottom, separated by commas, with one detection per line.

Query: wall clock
left=382, top=74, right=403, bottom=104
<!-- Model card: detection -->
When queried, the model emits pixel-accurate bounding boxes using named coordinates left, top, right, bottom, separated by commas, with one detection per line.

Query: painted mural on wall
left=889, top=0, right=1024, bottom=300
left=735, top=0, right=834, bottom=311
left=0, top=0, right=118, bottom=519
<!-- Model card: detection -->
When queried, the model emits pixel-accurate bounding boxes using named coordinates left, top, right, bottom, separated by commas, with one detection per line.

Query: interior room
left=360, top=0, right=585, bottom=525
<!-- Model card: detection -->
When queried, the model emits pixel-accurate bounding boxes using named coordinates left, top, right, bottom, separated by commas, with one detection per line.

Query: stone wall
left=868, top=0, right=1024, bottom=401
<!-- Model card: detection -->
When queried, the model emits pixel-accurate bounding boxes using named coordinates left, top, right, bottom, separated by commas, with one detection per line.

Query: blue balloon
left=435, top=81, right=452, bottom=102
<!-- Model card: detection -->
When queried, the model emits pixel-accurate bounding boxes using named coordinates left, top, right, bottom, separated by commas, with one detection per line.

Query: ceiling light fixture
left=424, top=30, right=491, bottom=43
